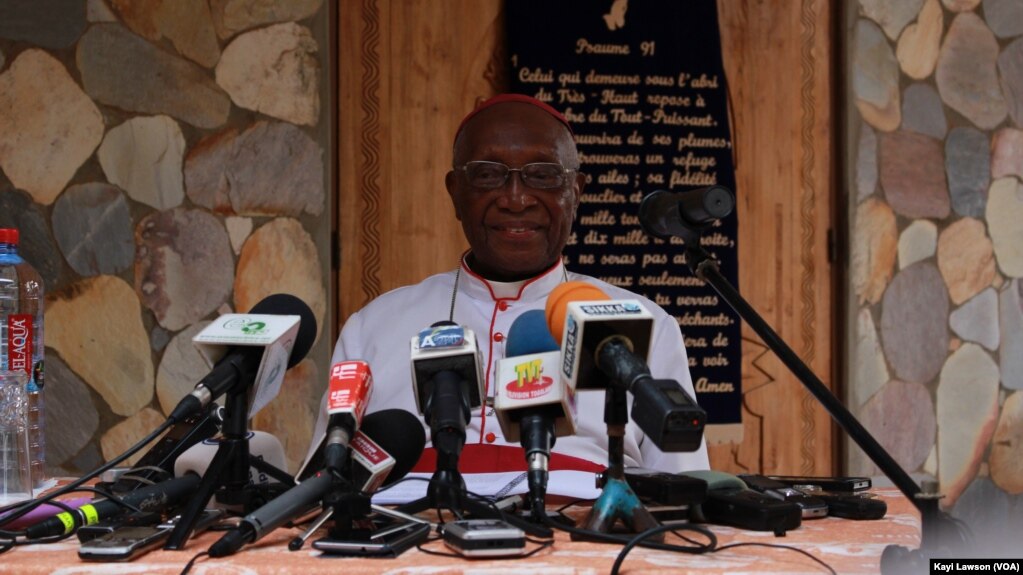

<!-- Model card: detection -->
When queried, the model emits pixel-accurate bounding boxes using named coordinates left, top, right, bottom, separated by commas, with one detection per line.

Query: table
left=1, top=489, right=920, bottom=574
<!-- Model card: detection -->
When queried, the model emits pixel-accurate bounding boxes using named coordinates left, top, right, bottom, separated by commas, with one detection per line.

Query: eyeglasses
left=455, top=161, right=576, bottom=190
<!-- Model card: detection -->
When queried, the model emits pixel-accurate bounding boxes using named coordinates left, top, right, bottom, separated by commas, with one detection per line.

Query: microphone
left=545, top=282, right=706, bottom=451
left=494, top=310, right=578, bottom=514
left=323, top=361, right=374, bottom=472
left=409, top=322, right=485, bottom=443
left=638, top=186, right=735, bottom=239
left=208, top=410, right=425, bottom=557
left=0, top=497, right=92, bottom=530
left=350, top=408, right=425, bottom=492
left=406, top=321, right=484, bottom=509
left=544, top=281, right=638, bottom=392
left=24, top=475, right=200, bottom=539
left=297, top=406, right=425, bottom=488
left=168, top=294, right=317, bottom=423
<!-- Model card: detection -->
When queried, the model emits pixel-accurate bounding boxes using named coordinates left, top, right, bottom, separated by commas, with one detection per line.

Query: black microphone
left=208, top=410, right=426, bottom=558
left=357, top=409, right=426, bottom=488
left=409, top=321, right=484, bottom=446
left=639, top=186, right=735, bottom=239
left=168, top=294, right=317, bottom=423
left=546, top=282, right=706, bottom=452
left=595, top=338, right=706, bottom=451
left=25, top=475, right=200, bottom=539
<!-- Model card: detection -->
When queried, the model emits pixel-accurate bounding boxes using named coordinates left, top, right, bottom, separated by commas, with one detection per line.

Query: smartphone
left=793, top=486, right=888, bottom=520
left=442, top=519, right=526, bottom=557
left=78, top=509, right=223, bottom=561
left=78, top=526, right=171, bottom=561
left=766, top=475, right=871, bottom=492
left=313, top=522, right=430, bottom=557
left=738, top=474, right=828, bottom=519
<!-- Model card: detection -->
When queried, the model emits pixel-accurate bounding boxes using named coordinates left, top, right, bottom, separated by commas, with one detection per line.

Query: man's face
left=445, top=103, right=584, bottom=281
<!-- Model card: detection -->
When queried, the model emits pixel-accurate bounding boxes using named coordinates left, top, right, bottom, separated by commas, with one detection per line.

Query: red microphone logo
left=327, top=360, right=373, bottom=423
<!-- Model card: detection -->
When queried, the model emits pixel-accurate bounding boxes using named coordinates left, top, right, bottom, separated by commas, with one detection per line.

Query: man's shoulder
left=353, top=269, right=457, bottom=318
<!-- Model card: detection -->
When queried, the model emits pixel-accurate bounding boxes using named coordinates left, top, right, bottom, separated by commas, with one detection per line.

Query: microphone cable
left=111, top=466, right=173, bottom=487
left=0, top=482, right=151, bottom=551
left=606, top=521, right=837, bottom=575
left=372, top=475, right=556, bottom=558
left=0, top=418, right=174, bottom=547
left=548, top=498, right=837, bottom=574
left=539, top=508, right=716, bottom=554
left=327, top=474, right=837, bottom=572
left=180, top=550, right=209, bottom=575
left=373, top=475, right=550, bottom=535
left=415, top=533, right=554, bottom=559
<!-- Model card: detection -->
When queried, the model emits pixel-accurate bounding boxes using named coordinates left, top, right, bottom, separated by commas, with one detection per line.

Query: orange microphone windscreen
left=545, top=281, right=611, bottom=340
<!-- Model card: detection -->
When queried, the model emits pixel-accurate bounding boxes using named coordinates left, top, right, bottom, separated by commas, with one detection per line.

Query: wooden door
left=715, top=0, right=838, bottom=475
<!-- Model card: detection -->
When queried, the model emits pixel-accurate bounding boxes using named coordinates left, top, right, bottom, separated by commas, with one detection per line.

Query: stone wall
left=0, top=0, right=332, bottom=475
left=847, top=0, right=1023, bottom=550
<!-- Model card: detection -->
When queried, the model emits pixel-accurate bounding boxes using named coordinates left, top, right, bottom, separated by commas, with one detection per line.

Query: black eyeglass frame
left=453, top=160, right=579, bottom=190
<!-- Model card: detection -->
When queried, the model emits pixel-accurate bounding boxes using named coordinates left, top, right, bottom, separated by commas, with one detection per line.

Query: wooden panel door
left=337, top=0, right=504, bottom=320
left=715, top=0, right=838, bottom=475
left=338, top=0, right=838, bottom=475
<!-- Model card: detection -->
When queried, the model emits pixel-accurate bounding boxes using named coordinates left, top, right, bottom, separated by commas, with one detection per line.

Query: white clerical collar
left=458, top=254, right=567, bottom=303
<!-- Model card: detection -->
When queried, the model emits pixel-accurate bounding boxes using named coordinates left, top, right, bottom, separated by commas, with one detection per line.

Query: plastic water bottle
left=0, top=228, right=45, bottom=489
left=0, top=370, right=31, bottom=503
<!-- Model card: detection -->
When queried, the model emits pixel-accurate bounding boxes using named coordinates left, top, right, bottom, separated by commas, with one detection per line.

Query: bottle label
left=6, top=314, right=32, bottom=376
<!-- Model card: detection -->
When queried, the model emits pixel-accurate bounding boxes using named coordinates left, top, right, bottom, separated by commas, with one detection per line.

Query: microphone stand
left=573, top=385, right=661, bottom=541
left=165, top=386, right=292, bottom=549
left=291, top=475, right=427, bottom=551
left=397, top=428, right=551, bottom=538
left=314, top=481, right=374, bottom=546
left=667, top=220, right=965, bottom=572
left=396, top=373, right=552, bottom=538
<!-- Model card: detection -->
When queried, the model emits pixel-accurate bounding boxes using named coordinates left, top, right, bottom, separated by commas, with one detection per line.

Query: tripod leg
left=289, top=507, right=333, bottom=551
left=164, top=439, right=239, bottom=550
left=371, top=504, right=432, bottom=527
left=577, top=477, right=663, bottom=542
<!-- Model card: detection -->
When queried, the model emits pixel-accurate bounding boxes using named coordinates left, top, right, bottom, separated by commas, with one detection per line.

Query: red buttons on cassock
left=494, top=332, right=504, bottom=342
left=485, top=433, right=496, bottom=443
left=498, top=301, right=509, bottom=311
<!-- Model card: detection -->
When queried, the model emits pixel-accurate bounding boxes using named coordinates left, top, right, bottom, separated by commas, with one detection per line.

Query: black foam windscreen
left=249, top=293, right=317, bottom=368
left=359, top=409, right=426, bottom=486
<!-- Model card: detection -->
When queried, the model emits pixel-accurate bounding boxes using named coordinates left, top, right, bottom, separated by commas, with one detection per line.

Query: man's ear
left=571, top=170, right=586, bottom=207
left=445, top=170, right=462, bottom=222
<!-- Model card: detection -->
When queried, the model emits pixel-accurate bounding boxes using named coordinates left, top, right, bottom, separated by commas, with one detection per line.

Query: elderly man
left=304, top=94, right=709, bottom=482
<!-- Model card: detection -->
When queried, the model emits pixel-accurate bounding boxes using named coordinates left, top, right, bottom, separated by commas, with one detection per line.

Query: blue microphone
left=495, top=310, right=577, bottom=516
left=506, top=310, right=560, bottom=356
